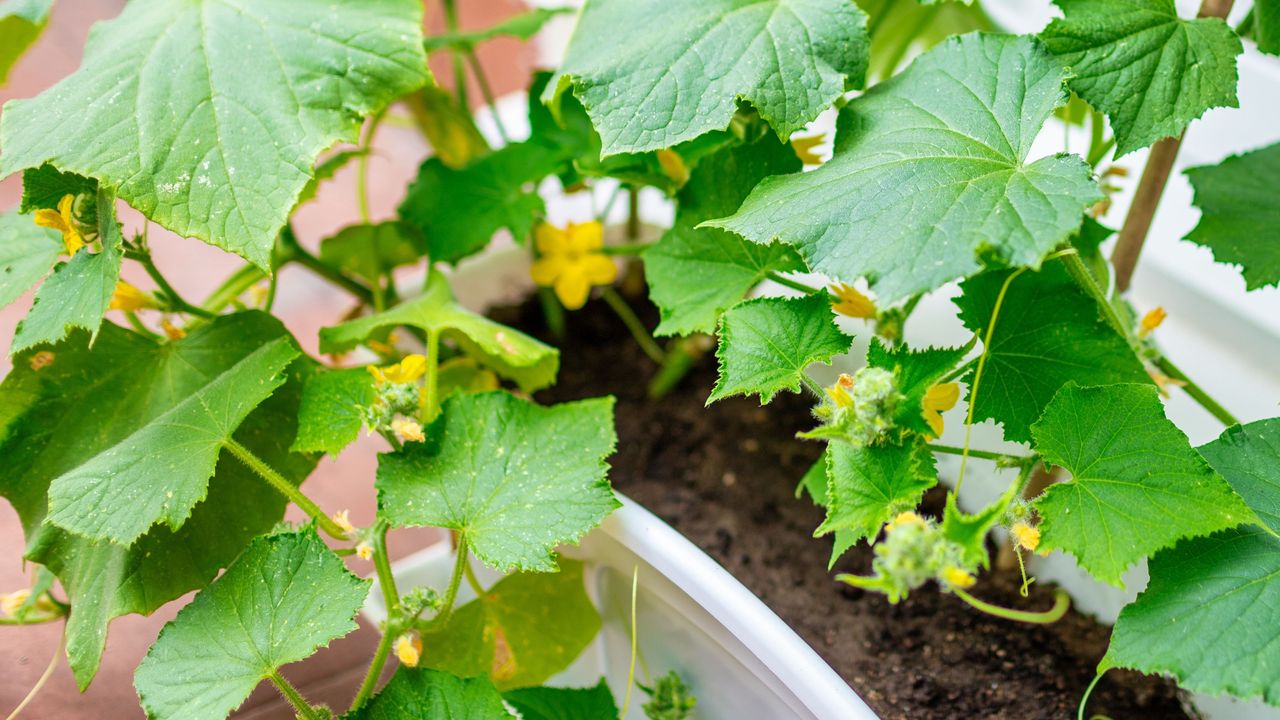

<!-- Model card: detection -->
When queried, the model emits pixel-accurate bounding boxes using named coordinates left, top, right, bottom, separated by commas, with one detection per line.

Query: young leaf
left=865, top=338, right=972, bottom=439
left=954, top=263, right=1148, bottom=443
left=0, top=0, right=429, bottom=269
left=377, top=392, right=618, bottom=572
left=424, top=7, right=572, bottom=52
left=320, top=269, right=559, bottom=393
left=291, top=367, right=376, bottom=456
left=941, top=487, right=1014, bottom=569
left=816, top=440, right=938, bottom=554
left=1183, top=142, right=1280, bottom=290
left=0, top=211, right=62, bottom=309
left=708, top=293, right=852, bottom=405
left=0, top=0, right=52, bottom=84
left=645, top=135, right=804, bottom=337
left=1104, top=419, right=1280, bottom=704
left=1031, top=383, right=1251, bottom=587
left=546, top=0, right=869, bottom=155
left=318, top=222, right=426, bottom=289
left=1040, top=0, right=1242, bottom=156
left=0, top=312, right=315, bottom=688
left=711, top=33, right=1101, bottom=304
left=503, top=678, right=618, bottom=720
left=345, top=667, right=512, bottom=720
left=11, top=187, right=122, bottom=353
left=399, top=141, right=561, bottom=265
left=134, top=529, right=369, bottom=720
left=419, top=559, right=601, bottom=690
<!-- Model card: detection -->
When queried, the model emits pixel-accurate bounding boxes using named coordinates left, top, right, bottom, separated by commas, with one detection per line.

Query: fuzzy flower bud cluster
left=363, top=356, right=427, bottom=443
left=843, top=512, right=976, bottom=603
left=810, top=366, right=903, bottom=446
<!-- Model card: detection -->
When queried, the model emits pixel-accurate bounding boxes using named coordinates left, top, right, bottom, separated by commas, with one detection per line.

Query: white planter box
left=361, top=496, right=878, bottom=720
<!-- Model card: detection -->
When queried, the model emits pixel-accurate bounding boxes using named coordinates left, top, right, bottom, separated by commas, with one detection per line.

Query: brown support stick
left=1109, top=0, right=1236, bottom=292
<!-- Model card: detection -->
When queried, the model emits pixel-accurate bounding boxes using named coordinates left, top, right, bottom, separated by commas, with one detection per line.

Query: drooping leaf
left=420, top=559, right=601, bottom=689
left=1183, top=142, right=1280, bottom=290
left=941, top=487, right=1015, bottom=569
left=43, top=337, right=296, bottom=545
left=291, top=367, right=375, bottom=456
left=11, top=186, right=122, bottom=353
left=0, top=211, right=62, bottom=309
left=318, top=222, right=426, bottom=289
left=1104, top=419, right=1280, bottom=704
left=134, top=529, right=369, bottom=720
left=0, top=312, right=316, bottom=688
left=321, top=269, right=558, bottom=393
left=424, top=7, right=572, bottom=52
left=709, top=293, right=852, bottom=405
left=0, top=0, right=429, bottom=268
left=865, top=338, right=971, bottom=439
left=1031, top=383, right=1251, bottom=586
left=408, top=84, right=490, bottom=169
left=1040, top=0, right=1242, bottom=156
left=377, top=392, right=617, bottom=572
left=545, top=0, right=870, bottom=155
left=645, top=135, right=804, bottom=337
left=399, top=141, right=561, bottom=264
left=816, top=440, right=937, bottom=557
left=503, top=678, right=618, bottom=720
left=711, top=32, right=1101, bottom=304
left=345, top=668, right=512, bottom=720
left=0, top=0, right=52, bottom=84
left=953, top=263, right=1148, bottom=443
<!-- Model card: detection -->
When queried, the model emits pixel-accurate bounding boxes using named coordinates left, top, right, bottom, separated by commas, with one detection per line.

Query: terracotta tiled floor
left=0, top=1, right=534, bottom=717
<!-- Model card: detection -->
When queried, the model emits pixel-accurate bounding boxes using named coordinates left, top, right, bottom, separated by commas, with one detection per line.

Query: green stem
left=952, top=587, right=1071, bottom=625
left=351, top=523, right=399, bottom=710
left=463, top=555, right=486, bottom=597
left=434, top=537, right=470, bottom=627
left=765, top=271, right=821, bottom=296
left=1085, top=110, right=1115, bottom=168
left=224, top=438, right=346, bottom=540
left=1154, top=355, right=1240, bottom=426
left=280, top=225, right=375, bottom=305
left=537, top=286, right=567, bottom=339
left=940, top=356, right=977, bottom=384
left=123, top=311, right=162, bottom=340
left=356, top=109, right=386, bottom=225
left=462, top=49, right=509, bottom=144
left=442, top=0, right=469, bottom=108
left=421, top=329, right=441, bottom=422
left=133, top=251, right=215, bottom=318
left=647, top=336, right=700, bottom=399
left=201, top=263, right=266, bottom=314
left=802, top=374, right=826, bottom=398
left=601, top=287, right=665, bottom=364
left=929, top=444, right=1032, bottom=466
left=1078, top=671, right=1107, bottom=720
left=268, top=671, right=322, bottom=720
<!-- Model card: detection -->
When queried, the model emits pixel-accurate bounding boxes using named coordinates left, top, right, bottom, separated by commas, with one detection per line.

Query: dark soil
left=493, top=288, right=1195, bottom=720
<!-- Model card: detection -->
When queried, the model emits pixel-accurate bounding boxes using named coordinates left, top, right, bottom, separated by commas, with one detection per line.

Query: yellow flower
left=1, top=589, right=30, bottom=618
left=656, top=149, right=689, bottom=186
left=108, top=281, right=155, bottom=312
left=391, top=417, right=425, bottom=443
left=33, top=194, right=85, bottom=255
left=1011, top=521, right=1041, bottom=552
left=332, top=510, right=356, bottom=537
left=369, top=354, right=427, bottom=385
left=1138, top=306, right=1166, bottom=337
left=887, top=511, right=925, bottom=532
left=941, top=566, right=976, bottom=589
left=830, top=283, right=876, bottom=319
left=161, top=319, right=186, bottom=341
left=356, top=542, right=374, bottom=561
left=1147, top=368, right=1187, bottom=398
left=825, top=373, right=855, bottom=408
left=530, top=221, right=617, bottom=310
left=395, top=634, right=422, bottom=667
left=792, top=134, right=827, bottom=165
left=921, top=382, right=959, bottom=438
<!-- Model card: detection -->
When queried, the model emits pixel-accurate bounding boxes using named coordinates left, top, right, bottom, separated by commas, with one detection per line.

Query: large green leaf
left=0, top=0, right=51, bottom=84
left=0, top=211, right=61, bottom=309
left=291, top=367, right=375, bottom=456
left=710, top=32, right=1101, bottom=304
left=645, top=135, right=804, bottom=337
left=1183, top=142, right=1280, bottom=290
left=1031, top=383, right=1251, bottom=586
left=321, top=269, right=559, bottom=393
left=815, top=439, right=937, bottom=552
left=134, top=529, right=369, bottom=720
left=0, top=312, right=316, bottom=688
left=11, top=187, right=122, bottom=354
left=546, top=0, right=869, bottom=155
left=1041, top=0, right=1241, bottom=156
left=709, top=293, right=852, bottom=405
left=0, top=0, right=429, bottom=268
left=954, top=263, right=1149, bottom=443
left=1104, top=419, right=1280, bottom=704
left=503, top=679, right=618, bottom=720
left=377, top=392, right=617, bottom=572
left=346, top=668, right=512, bottom=720
left=420, top=559, right=601, bottom=690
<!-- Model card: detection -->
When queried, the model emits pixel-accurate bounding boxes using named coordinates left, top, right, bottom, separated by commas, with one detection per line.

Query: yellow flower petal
left=382, top=354, right=427, bottom=384
left=395, top=634, right=422, bottom=667
left=367, top=365, right=388, bottom=385
left=565, top=220, right=604, bottom=253
left=108, top=281, right=153, bottom=312
left=1011, top=522, right=1041, bottom=552
left=530, top=256, right=566, bottom=287
left=578, top=253, right=618, bottom=286
left=941, top=566, right=976, bottom=589
left=1138, top=306, right=1166, bottom=337
left=391, top=417, right=426, bottom=443
left=792, top=134, right=827, bottom=165
left=830, top=283, right=876, bottom=319
left=34, top=197, right=86, bottom=256
left=534, top=222, right=569, bottom=255
left=921, top=382, right=959, bottom=437
left=33, top=208, right=68, bottom=233
left=1, top=589, right=30, bottom=618
left=656, top=149, right=689, bottom=185
left=331, top=510, right=357, bottom=536
left=554, top=271, right=592, bottom=310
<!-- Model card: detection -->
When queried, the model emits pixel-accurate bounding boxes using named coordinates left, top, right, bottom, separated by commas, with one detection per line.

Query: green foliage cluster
left=1, top=0, right=1279, bottom=716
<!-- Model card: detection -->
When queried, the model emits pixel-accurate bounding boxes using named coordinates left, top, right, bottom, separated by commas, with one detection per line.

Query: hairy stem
left=1154, top=355, right=1240, bottom=426
left=463, top=49, right=509, bottom=144
left=268, top=671, right=322, bottom=720
left=929, top=443, right=1033, bottom=466
left=421, top=329, right=441, bottom=422
left=434, top=536, right=471, bottom=627
left=601, top=287, right=665, bottom=364
left=463, top=555, right=486, bottom=597
left=351, top=523, right=399, bottom=710
left=441, top=0, right=469, bottom=108
left=223, top=438, right=346, bottom=539
left=953, top=587, right=1071, bottom=625
left=356, top=109, right=387, bottom=225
